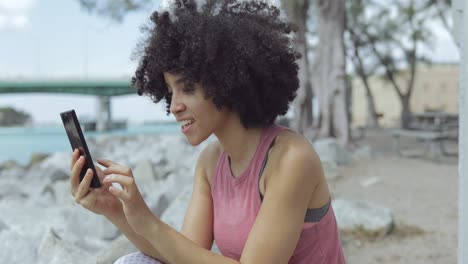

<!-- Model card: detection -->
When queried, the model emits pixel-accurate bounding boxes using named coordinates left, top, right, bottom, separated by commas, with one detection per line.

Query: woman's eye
left=183, top=87, right=195, bottom=94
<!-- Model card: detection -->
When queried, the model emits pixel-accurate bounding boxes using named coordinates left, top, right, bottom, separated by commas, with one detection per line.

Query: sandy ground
left=331, top=128, right=458, bottom=264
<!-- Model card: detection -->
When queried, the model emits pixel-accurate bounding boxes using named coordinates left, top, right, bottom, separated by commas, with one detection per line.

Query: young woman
left=69, top=0, right=345, bottom=263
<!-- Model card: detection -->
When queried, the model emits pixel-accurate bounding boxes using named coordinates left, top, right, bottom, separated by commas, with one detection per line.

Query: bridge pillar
left=96, top=96, right=112, bottom=132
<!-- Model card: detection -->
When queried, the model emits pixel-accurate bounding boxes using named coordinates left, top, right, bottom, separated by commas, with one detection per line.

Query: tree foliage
left=0, top=107, right=32, bottom=126
left=75, top=0, right=151, bottom=22
left=75, top=0, right=453, bottom=131
left=346, top=0, right=452, bottom=128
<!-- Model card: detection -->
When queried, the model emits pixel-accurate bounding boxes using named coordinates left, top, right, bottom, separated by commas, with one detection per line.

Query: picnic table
left=410, top=112, right=459, bottom=132
left=391, top=112, right=458, bottom=160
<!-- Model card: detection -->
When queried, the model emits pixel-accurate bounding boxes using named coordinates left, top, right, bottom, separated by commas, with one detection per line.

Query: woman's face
left=163, top=72, right=228, bottom=146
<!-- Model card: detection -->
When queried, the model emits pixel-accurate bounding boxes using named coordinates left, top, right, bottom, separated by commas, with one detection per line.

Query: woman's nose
left=170, top=95, right=186, bottom=114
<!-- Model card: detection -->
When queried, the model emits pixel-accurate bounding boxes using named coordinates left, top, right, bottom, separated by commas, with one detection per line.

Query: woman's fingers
left=70, top=149, right=80, bottom=171
left=98, top=159, right=134, bottom=178
left=108, top=185, right=131, bottom=201
left=74, top=169, right=94, bottom=202
left=104, top=174, right=135, bottom=202
left=94, top=165, right=107, bottom=181
left=97, top=158, right=118, bottom=168
left=104, top=174, right=135, bottom=187
left=103, top=166, right=134, bottom=178
left=70, top=155, right=86, bottom=196
left=96, top=158, right=140, bottom=203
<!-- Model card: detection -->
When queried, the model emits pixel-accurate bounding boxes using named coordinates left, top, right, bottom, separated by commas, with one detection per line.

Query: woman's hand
left=70, top=149, right=123, bottom=218
left=97, top=158, right=159, bottom=236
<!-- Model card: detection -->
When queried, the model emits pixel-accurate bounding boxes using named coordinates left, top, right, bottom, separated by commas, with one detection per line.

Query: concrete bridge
left=0, top=79, right=136, bottom=131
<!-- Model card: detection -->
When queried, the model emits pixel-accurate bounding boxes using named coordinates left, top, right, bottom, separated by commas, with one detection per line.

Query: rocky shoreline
left=0, top=133, right=393, bottom=263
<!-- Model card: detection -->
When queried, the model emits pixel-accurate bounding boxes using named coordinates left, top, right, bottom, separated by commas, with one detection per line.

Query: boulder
left=0, top=164, right=26, bottom=180
left=147, top=190, right=171, bottom=218
left=44, top=180, right=75, bottom=206
left=332, top=199, right=394, bottom=236
left=38, top=228, right=95, bottom=264
left=160, top=184, right=220, bottom=254
left=133, top=159, right=156, bottom=185
left=313, top=138, right=352, bottom=165
left=39, top=152, right=71, bottom=176
left=0, top=219, right=8, bottom=232
left=320, top=160, right=341, bottom=180
left=48, top=167, right=70, bottom=182
left=58, top=206, right=120, bottom=245
left=352, top=145, right=373, bottom=161
left=161, top=185, right=193, bottom=231
left=28, top=153, right=50, bottom=168
left=0, top=229, right=37, bottom=263
left=0, top=180, right=29, bottom=201
left=95, top=235, right=137, bottom=264
left=0, top=159, right=20, bottom=170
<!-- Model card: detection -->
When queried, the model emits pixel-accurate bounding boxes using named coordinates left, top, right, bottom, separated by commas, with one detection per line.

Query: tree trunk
left=281, top=0, right=314, bottom=135
left=363, top=77, right=380, bottom=128
left=313, top=0, right=350, bottom=145
left=350, top=32, right=380, bottom=128
left=400, top=95, right=412, bottom=129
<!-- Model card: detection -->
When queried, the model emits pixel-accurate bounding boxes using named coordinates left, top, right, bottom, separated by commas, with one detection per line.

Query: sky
left=0, top=0, right=171, bottom=124
left=0, top=0, right=461, bottom=125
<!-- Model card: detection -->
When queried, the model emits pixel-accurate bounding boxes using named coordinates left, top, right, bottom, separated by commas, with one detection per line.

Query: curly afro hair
left=131, top=0, right=301, bottom=128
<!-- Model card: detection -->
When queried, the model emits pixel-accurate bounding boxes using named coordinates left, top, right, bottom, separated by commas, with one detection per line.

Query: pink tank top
left=211, top=124, right=345, bottom=263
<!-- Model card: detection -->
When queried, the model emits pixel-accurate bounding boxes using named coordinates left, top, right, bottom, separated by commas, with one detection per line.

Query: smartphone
left=60, top=109, right=101, bottom=188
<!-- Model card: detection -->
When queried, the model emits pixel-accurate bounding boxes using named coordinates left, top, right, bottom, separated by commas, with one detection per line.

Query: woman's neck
left=214, top=114, right=263, bottom=169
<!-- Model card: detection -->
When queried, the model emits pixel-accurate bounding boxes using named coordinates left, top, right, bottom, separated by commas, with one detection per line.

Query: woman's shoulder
left=196, top=140, right=223, bottom=183
left=268, top=127, right=323, bottom=178
left=274, top=127, right=319, bottom=159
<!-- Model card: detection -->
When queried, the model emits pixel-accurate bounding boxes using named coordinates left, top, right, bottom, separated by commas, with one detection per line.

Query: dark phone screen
left=62, top=113, right=86, bottom=155
left=61, top=110, right=101, bottom=188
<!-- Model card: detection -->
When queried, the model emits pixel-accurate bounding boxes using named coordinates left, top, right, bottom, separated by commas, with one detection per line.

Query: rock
left=133, top=159, right=157, bottom=184
left=0, top=200, right=113, bottom=253
left=40, top=152, right=71, bottom=176
left=58, top=207, right=120, bottom=245
left=0, top=180, right=29, bottom=201
left=147, top=190, right=171, bottom=217
left=0, top=133, right=218, bottom=262
left=0, top=201, right=55, bottom=245
left=95, top=235, right=137, bottom=264
left=38, top=228, right=95, bottom=264
left=161, top=171, right=193, bottom=203
left=0, top=160, right=21, bottom=170
left=0, top=219, right=8, bottom=232
left=212, top=242, right=221, bottom=254
left=38, top=180, right=75, bottom=206
left=313, top=138, right=352, bottom=165
left=0, top=229, right=37, bottom=263
left=321, top=160, right=341, bottom=180
left=0, top=164, right=26, bottom=180
left=332, top=199, right=394, bottom=236
left=0, top=107, right=31, bottom=126
left=161, top=185, right=193, bottom=231
left=28, top=153, right=50, bottom=168
left=360, top=177, right=382, bottom=188
left=48, top=167, right=70, bottom=182
left=352, top=145, right=373, bottom=161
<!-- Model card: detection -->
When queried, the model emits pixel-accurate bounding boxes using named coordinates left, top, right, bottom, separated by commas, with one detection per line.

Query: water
left=0, top=123, right=180, bottom=166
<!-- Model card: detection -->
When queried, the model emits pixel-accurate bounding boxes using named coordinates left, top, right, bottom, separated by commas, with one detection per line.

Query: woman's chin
left=185, top=133, right=210, bottom=146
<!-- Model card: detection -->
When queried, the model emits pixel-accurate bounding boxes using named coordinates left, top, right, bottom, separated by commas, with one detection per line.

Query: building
left=351, top=63, right=459, bottom=127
